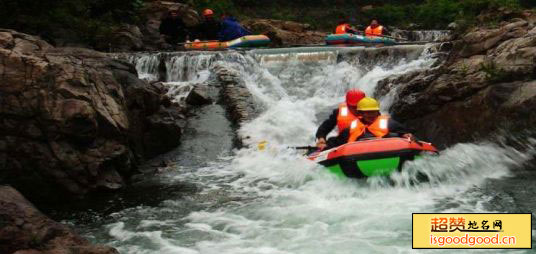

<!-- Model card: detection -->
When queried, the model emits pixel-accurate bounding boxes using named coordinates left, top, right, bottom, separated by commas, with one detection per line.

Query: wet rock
left=459, top=19, right=529, bottom=57
left=377, top=12, right=536, bottom=147
left=0, top=31, right=14, bottom=48
left=242, top=19, right=327, bottom=47
left=392, top=30, right=452, bottom=42
left=439, top=42, right=453, bottom=52
left=0, top=186, right=118, bottom=254
left=142, top=107, right=184, bottom=158
left=0, top=29, right=184, bottom=199
left=186, top=85, right=212, bottom=105
left=214, top=66, right=258, bottom=131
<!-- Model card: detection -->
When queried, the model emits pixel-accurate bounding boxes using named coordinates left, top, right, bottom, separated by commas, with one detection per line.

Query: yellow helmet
left=356, top=97, right=380, bottom=111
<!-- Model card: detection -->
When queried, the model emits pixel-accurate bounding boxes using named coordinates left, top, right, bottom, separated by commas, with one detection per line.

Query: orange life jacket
left=336, top=103, right=359, bottom=134
left=365, top=25, right=384, bottom=36
left=347, top=115, right=390, bottom=142
left=335, top=24, right=351, bottom=34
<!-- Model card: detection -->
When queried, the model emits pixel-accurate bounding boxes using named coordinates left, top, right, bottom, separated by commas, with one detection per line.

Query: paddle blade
left=257, top=140, right=268, bottom=151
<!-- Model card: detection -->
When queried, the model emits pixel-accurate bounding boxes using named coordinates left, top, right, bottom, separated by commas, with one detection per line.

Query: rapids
left=57, top=45, right=535, bottom=254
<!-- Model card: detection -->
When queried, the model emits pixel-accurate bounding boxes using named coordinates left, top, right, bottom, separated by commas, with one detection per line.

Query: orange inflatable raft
left=184, top=35, right=271, bottom=50
left=308, top=137, right=438, bottom=178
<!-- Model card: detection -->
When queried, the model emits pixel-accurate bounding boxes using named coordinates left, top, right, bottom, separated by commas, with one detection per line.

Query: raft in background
left=308, top=137, right=438, bottom=178
left=325, top=33, right=397, bottom=46
left=184, top=35, right=271, bottom=50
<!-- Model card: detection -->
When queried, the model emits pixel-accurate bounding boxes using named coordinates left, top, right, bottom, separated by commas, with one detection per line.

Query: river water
left=53, top=45, right=535, bottom=253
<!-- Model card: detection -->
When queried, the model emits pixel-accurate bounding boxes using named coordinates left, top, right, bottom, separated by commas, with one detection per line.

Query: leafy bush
left=519, top=0, right=536, bottom=8
left=0, top=0, right=144, bottom=47
left=479, top=61, right=514, bottom=83
left=186, top=0, right=236, bottom=16
left=459, top=0, right=520, bottom=15
left=415, top=0, right=461, bottom=28
left=0, top=0, right=527, bottom=48
left=364, top=4, right=415, bottom=27
left=363, top=0, right=521, bottom=29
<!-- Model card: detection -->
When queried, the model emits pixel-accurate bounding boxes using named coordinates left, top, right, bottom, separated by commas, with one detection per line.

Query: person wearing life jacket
left=315, top=89, right=366, bottom=149
left=192, top=9, right=222, bottom=41
left=322, top=97, right=414, bottom=150
left=218, top=12, right=252, bottom=41
left=365, top=19, right=388, bottom=36
left=335, top=19, right=358, bottom=35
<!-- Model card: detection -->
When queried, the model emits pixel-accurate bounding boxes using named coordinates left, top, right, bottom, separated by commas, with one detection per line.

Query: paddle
left=257, top=141, right=316, bottom=151
left=293, top=146, right=317, bottom=150
left=350, top=30, right=409, bottom=42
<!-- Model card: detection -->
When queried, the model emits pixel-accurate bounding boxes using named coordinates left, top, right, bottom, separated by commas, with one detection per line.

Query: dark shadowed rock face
left=0, top=186, right=118, bottom=254
left=376, top=12, right=536, bottom=147
left=0, top=29, right=184, bottom=199
left=138, top=1, right=201, bottom=51
left=186, top=85, right=213, bottom=106
left=100, top=1, right=201, bottom=51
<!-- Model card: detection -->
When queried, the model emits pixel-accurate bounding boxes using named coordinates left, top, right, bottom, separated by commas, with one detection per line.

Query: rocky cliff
left=376, top=11, right=536, bottom=147
left=0, top=29, right=184, bottom=199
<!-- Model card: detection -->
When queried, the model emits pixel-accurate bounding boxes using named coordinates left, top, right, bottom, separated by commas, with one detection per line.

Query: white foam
left=103, top=48, right=532, bottom=254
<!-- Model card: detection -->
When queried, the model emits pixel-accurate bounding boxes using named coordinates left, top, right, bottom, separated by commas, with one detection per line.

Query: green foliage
left=0, top=0, right=144, bottom=47
left=0, top=0, right=526, bottom=48
left=234, top=0, right=523, bottom=31
left=519, top=0, right=536, bottom=8
left=479, top=61, right=512, bottom=83
left=362, top=0, right=521, bottom=29
left=186, top=0, right=236, bottom=16
left=458, top=61, right=470, bottom=76
left=415, top=0, right=461, bottom=28
left=88, top=0, right=144, bottom=23
left=364, top=4, right=415, bottom=27
left=459, top=0, right=520, bottom=16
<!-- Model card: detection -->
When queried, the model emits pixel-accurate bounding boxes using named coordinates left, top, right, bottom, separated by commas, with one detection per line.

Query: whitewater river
left=49, top=45, right=536, bottom=253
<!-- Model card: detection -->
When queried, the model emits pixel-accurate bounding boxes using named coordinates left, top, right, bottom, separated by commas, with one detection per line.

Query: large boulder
left=376, top=12, right=536, bottom=147
left=108, top=24, right=145, bottom=52
left=214, top=65, right=258, bottom=127
left=186, top=85, right=212, bottom=106
left=458, top=19, right=529, bottom=57
left=0, top=29, right=184, bottom=199
left=242, top=19, right=327, bottom=47
left=0, top=186, right=118, bottom=254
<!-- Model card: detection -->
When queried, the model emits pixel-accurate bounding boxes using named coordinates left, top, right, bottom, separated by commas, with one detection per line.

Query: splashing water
left=391, top=30, right=452, bottom=42
left=100, top=141, right=532, bottom=254
left=86, top=46, right=535, bottom=254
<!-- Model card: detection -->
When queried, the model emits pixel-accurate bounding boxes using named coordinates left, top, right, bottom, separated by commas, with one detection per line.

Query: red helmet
left=345, top=89, right=366, bottom=106
left=203, top=9, right=214, bottom=16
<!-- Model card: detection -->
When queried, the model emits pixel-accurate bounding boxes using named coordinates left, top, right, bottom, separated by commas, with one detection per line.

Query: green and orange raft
left=308, top=137, right=438, bottom=178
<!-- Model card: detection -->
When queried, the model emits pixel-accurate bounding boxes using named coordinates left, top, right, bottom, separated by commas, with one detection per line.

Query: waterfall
left=85, top=44, right=535, bottom=254
left=392, top=30, right=452, bottom=42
